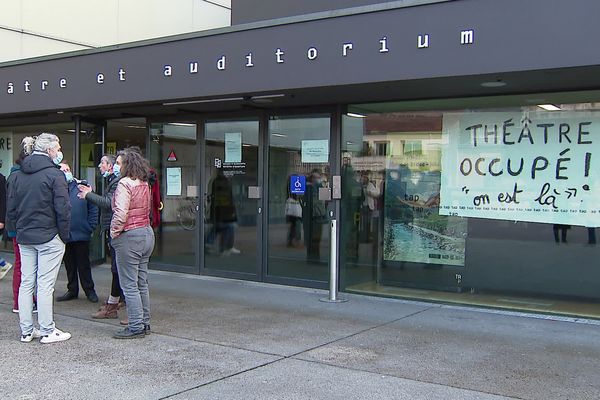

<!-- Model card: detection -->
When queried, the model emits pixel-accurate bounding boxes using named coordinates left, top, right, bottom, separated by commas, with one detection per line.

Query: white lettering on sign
left=460, top=30, right=474, bottom=45
left=379, top=37, right=389, bottom=53
left=275, top=48, right=285, bottom=64
left=342, top=43, right=353, bottom=56
left=245, top=52, right=254, bottom=67
left=0, top=24, right=487, bottom=95
left=217, top=56, right=226, bottom=71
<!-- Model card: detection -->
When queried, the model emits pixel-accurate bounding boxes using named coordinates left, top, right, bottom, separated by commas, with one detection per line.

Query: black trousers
left=63, top=241, right=95, bottom=295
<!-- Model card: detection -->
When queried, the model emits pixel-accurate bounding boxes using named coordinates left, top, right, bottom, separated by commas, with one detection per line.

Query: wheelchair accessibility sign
left=290, top=175, right=306, bottom=195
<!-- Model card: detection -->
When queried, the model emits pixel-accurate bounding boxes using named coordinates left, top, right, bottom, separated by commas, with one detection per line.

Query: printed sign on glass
left=290, top=175, right=306, bottom=195
left=301, top=139, right=329, bottom=163
left=225, top=132, right=242, bottom=163
left=166, top=167, right=182, bottom=196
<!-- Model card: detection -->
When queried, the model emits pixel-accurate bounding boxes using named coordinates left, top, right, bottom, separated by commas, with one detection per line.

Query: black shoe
left=86, top=292, right=99, bottom=303
left=56, top=291, right=78, bottom=302
left=113, top=328, right=145, bottom=339
left=144, top=324, right=151, bottom=335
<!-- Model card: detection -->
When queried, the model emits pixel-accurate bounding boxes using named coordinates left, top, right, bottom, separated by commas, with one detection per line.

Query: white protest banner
left=440, top=111, right=600, bottom=226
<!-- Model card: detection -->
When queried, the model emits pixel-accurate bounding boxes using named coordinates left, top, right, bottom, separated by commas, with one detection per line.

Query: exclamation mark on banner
left=584, top=152, right=591, bottom=177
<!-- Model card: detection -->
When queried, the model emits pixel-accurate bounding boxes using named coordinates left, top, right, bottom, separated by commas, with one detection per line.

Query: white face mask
left=64, top=171, right=73, bottom=182
left=52, top=151, right=64, bottom=165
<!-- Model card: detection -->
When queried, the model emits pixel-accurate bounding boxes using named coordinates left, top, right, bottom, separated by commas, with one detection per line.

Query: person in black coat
left=56, top=163, right=99, bottom=303
left=7, top=134, right=72, bottom=343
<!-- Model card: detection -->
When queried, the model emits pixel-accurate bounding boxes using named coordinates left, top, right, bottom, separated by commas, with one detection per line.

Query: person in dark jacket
left=78, top=154, right=123, bottom=319
left=6, top=134, right=72, bottom=344
left=56, top=163, right=99, bottom=303
left=6, top=148, right=37, bottom=313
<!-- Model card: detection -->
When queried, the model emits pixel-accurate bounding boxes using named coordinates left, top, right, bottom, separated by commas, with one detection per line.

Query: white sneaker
left=0, top=262, right=13, bottom=280
left=20, top=328, right=41, bottom=343
left=12, top=308, right=18, bottom=313
left=229, top=247, right=241, bottom=255
left=40, top=328, right=71, bottom=344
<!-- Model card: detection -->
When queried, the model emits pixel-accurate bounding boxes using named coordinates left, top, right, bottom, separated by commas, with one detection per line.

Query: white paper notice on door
left=166, top=167, right=182, bottom=196
left=301, top=139, right=329, bottom=163
left=225, top=132, right=242, bottom=163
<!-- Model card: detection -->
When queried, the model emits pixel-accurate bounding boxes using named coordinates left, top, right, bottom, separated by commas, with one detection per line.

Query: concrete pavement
left=0, top=260, right=599, bottom=400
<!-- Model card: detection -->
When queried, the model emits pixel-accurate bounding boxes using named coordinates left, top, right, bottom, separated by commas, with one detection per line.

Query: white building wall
left=0, top=0, right=231, bottom=63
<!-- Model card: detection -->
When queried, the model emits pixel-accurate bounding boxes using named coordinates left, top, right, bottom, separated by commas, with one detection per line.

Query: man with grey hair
left=78, top=153, right=124, bottom=319
left=7, top=133, right=72, bottom=343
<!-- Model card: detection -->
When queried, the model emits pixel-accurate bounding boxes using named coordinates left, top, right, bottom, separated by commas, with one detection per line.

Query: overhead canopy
left=0, top=0, right=599, bottom=119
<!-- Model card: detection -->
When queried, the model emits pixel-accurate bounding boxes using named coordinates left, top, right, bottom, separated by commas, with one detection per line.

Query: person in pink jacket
left=110, top=149, right=155, bottom=339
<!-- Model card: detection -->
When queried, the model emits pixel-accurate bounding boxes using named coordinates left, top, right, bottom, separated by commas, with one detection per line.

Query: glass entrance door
left=266, top=114, right=332, bottom=283
left=203, top=119, right=260, bottom=277
left=149, top=121, right=198, bottom=272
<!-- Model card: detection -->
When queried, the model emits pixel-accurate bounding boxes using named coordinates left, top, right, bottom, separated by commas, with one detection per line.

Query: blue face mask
left=53, top=151, right=64, bottom=165
left=64, top=171, right=73, bottom=183
left=102, top=170, right=110, bottom=178
left=113, top=164, right=121, bottom=178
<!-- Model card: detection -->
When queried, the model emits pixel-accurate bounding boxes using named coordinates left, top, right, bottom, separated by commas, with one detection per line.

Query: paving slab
left=48, top=266, right=431, bottom=357
left=0, top=310, right=279, bottom=400
left=297, top=306, right=600, bottom=400
left=168, top=358, right=517, bottom=400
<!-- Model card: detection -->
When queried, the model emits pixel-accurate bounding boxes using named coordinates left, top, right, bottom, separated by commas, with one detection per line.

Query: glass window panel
left=267, top=115, right=331, bottom=282
left=149, top=122, right=198, bottom=270
left=342, top=98, right=600, bottom=318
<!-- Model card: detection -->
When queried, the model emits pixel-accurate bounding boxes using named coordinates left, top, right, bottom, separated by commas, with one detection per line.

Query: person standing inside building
left=56, top=163, right=99, bottom=303
left=7, top=134, right=71, bottom=344
left=110, top=150, right=155, bottom=339
left=78, top=154, right=123, bottom=319
left=209, top=169, right=240, bottom=256
left=302, top=169, right=327, bottom=263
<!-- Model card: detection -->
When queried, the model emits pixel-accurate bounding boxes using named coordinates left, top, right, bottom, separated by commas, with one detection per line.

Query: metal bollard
left=320, top=219, right=348, bottom=303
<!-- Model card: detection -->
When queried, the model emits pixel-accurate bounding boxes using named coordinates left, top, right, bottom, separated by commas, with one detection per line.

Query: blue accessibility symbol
left=290, top=175, right=306, bottom=195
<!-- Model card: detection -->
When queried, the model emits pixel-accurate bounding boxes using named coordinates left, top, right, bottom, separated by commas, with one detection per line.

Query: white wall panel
left=0, top=31, right=24, bottom=62
left=192, top=3, right=231, bottom=31
left=21, top=0, right=119, bottom=46
left=0, top=3, right=22, bottom=26
left=117, top=0, right=195, bottom=43
left=0, top=0, right=231, bottom=62
left=20, top=35, right=88, bottom=60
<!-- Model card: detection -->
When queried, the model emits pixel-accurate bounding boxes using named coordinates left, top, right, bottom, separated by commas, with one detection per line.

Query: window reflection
left=341, top=102, right=600, bottom=318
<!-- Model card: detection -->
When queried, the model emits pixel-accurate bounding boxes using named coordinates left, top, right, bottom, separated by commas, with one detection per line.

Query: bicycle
left=177, top=198, right=199, bottom=231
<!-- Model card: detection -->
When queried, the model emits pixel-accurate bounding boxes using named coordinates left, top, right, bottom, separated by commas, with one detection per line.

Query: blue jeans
left=112, top=226, right=155, bottom=333
left=19, top=235, right=65, bottom=335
